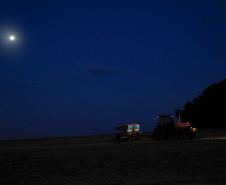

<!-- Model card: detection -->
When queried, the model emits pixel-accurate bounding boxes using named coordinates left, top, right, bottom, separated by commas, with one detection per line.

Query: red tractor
left=114, top=123, right=142, bottom=143
left=153, top=115, right=197, bottom=140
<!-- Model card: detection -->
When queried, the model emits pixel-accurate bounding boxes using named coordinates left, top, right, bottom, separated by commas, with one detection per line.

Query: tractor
left=114, top=123, right=142, bottom=143
left=153, top=115, right=197, bottom=140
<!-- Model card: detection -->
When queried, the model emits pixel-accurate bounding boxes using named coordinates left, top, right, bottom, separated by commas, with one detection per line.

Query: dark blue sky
left=0, top=0, right=225, bottom=139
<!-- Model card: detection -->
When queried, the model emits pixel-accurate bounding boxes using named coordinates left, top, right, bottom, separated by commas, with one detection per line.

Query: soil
left=0, top=129, right=225, bottom=185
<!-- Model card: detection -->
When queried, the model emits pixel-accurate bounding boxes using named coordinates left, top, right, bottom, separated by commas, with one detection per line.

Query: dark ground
left=0, top=129, right=226, bottom=185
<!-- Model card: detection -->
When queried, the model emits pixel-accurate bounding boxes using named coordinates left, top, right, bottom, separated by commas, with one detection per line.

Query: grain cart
left=114, top=123, right=142, bottom=143
left=153, top=115, right=197, bottom=140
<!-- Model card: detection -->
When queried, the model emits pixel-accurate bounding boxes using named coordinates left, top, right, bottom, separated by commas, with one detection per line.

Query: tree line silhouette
left=175, top=79, right=226, bottom=128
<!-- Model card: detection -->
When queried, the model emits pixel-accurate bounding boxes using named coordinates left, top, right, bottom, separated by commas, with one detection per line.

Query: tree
left=175, top=79, right=226, bottom=128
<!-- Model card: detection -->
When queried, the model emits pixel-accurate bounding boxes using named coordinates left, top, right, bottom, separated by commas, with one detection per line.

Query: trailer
left=114, top=123, right=142, bottom=143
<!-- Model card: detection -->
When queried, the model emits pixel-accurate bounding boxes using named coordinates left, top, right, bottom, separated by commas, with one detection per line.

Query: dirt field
left=0, top=129, right=225, bottom=185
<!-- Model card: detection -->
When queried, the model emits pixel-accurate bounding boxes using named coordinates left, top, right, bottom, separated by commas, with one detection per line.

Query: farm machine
left=114, top=123, right=142, bottom=143
left=153, top=115, right=197, bottom=140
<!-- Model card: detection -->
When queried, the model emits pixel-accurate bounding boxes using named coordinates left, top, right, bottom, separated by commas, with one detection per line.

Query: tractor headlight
left=193, top=128, right=197, bottom=132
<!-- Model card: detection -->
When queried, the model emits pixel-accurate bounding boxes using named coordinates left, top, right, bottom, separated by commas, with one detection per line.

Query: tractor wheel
left=153, top=128, right=168, bottom=140
left=182, top=129, right=194, bottom=139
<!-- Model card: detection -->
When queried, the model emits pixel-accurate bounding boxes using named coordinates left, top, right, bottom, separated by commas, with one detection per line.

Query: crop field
left=0, top=129, right=226, bottom=185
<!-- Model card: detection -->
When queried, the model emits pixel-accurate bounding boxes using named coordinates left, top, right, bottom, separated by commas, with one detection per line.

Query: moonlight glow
left=9, top=35, right=15, bottom=41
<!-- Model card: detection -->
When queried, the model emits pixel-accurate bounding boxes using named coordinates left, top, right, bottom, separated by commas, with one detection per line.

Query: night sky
left=0, top=0, right=225, bottom=140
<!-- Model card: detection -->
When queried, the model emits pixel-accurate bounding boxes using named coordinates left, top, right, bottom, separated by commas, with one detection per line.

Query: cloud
left=76, top=61, right=120, bottom=74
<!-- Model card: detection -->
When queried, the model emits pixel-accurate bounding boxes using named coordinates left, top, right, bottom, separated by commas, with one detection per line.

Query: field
left=0, top=129, right=226, bottom=185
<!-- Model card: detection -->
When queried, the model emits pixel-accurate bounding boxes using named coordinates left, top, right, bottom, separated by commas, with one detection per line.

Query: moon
left=9, top=35, right=15, bottom=41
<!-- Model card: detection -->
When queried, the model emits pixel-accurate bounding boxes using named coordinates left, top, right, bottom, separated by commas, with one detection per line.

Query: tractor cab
left=158, top=115, right=174, bottom=127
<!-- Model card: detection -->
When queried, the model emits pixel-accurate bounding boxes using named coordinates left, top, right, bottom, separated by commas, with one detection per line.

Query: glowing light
left=9, top=35, right=15, bottom=41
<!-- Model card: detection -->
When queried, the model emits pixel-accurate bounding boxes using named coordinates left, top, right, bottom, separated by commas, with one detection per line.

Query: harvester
left=114, top=123, right=142, bottom=143
left=153, top=115, right=197, bottom=140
